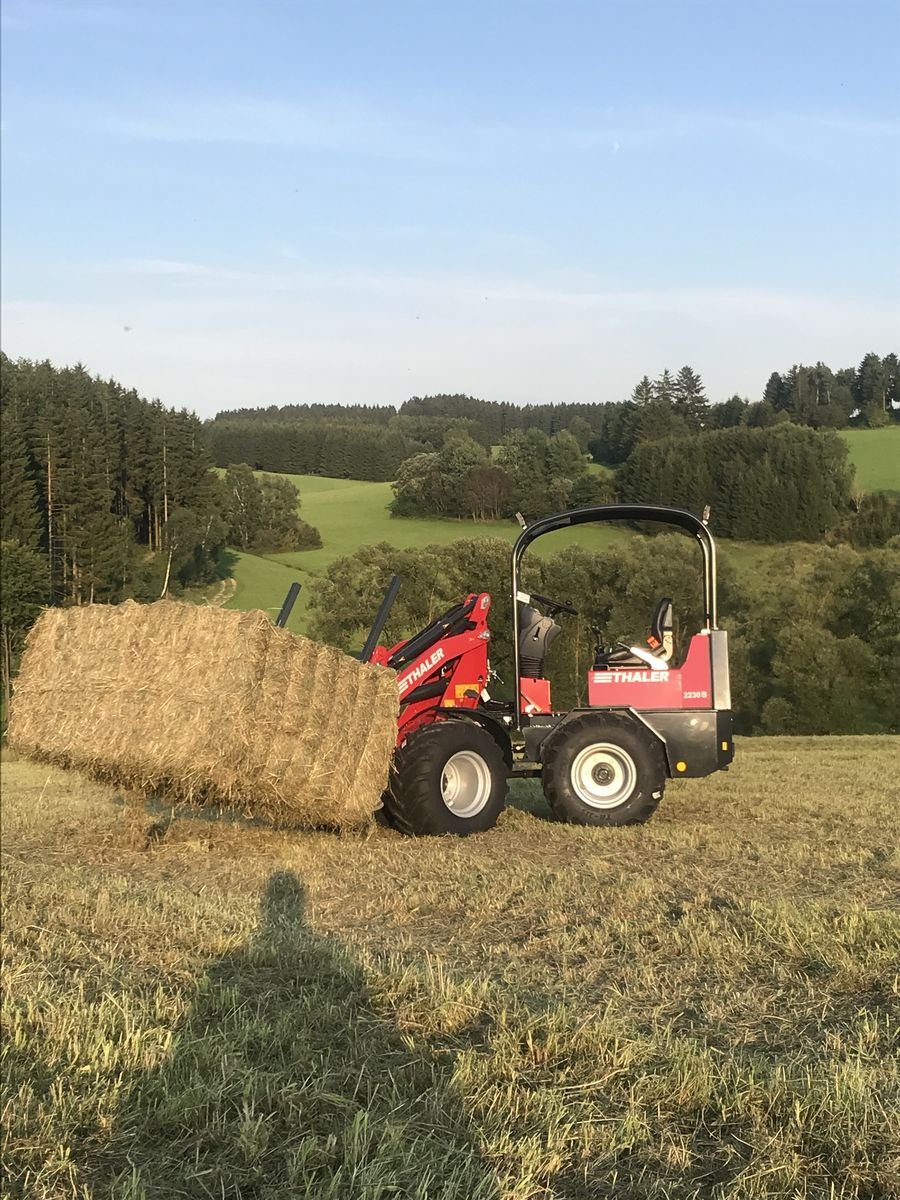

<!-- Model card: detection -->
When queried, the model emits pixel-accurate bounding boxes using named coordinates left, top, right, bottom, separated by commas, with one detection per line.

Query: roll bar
left=510, top=504, right=719, bottom=719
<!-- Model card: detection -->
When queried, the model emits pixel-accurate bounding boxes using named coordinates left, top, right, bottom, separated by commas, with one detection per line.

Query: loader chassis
left=372, top=503, right=735, bottom=835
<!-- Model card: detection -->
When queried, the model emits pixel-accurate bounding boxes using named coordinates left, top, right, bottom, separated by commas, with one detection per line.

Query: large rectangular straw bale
left=7, top=600, right=399, bottom=828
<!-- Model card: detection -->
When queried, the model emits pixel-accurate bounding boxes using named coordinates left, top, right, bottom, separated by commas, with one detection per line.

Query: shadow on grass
left=103, top=871, right=499, bottom=1200
left=214, top=547, right=240, bottom=582
left=506, top=777, right=552, bottom=819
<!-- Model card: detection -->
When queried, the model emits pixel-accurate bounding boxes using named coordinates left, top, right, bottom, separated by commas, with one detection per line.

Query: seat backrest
left=648, top=597, right=674, bottom=661
left=518, top=604, right=561, bottom=678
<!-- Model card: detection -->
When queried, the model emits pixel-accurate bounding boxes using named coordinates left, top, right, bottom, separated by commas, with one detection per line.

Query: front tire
left=384, top=721, right=508, bottom=836
left=541, top=713, right=665, bottom=827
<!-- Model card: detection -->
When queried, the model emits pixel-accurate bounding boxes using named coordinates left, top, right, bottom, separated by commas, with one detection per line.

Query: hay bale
left=7, top=600, right=399, bottom=829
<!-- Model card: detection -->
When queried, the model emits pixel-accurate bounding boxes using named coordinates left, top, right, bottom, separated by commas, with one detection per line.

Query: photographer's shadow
left=107, top=871, right=498, bottom=1199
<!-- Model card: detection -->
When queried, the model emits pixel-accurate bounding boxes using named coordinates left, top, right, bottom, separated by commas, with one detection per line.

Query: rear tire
left=384, top=721, right=508, bottom=836
left=541, top=713, right=665, bottom=827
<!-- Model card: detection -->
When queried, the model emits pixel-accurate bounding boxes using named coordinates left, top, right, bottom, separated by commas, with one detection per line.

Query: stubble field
left=2, top=737, right=898, bottom=1199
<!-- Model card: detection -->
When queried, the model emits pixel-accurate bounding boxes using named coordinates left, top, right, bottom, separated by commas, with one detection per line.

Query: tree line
left=388, top=420, right=900, bottom=546
left=616, top=425, right=858, bottom=542
left=205, top=354, right=898, bottom=482
left=0, top=355, right=319, bottom=708
left=307, top=536, right=900, bottom=737
left=206, top=419, right=421, bottom=482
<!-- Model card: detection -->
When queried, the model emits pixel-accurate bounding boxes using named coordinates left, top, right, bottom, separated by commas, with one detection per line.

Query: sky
left=2, top=0, right=898, bottom=418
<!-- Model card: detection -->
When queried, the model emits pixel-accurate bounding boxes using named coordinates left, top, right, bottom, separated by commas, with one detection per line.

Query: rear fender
left=529, top=707, right=731, bottom=779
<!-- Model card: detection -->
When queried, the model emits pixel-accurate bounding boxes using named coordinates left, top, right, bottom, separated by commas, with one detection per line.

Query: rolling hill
left=840, top=425, right=900, bottom=492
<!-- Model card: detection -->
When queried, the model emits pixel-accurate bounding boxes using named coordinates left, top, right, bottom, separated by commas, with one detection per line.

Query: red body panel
left=374, top=596, right=715, bottom=747
left=372, top=593, right=492, bottom=743
left=587, top=634, right=713, bottom=709
left=519, top=677, right=552, bottom=715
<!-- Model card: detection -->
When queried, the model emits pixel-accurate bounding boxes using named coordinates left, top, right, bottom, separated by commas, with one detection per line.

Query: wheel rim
left=570, top=743, right=637, bottom=809
left=441, top=750, right=493, bottom=818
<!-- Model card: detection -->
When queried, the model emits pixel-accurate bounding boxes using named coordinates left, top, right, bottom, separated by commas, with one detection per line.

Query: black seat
left=648, top=597, right=674, bottom=660
left=593, top=597, right=674, bottom=670
left=518, top=604, right=561, bottom=678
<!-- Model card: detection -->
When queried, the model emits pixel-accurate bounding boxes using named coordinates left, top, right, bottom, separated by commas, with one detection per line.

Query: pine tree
left=672, top=366, right=709, bottom=428
left=0, top=409, right=42, bottom=548
left=854, top=353, right=889, bottom=426
left=652, top=369, right=675, bottom=404
left=763, top=372, right=789, bottom=412
left=631, top=377, right=654, bottom=405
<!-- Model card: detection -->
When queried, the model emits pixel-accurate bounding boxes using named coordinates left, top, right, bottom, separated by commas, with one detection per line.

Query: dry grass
left=2, top=737, right=899, bottom=1199
left=7, top=600, right=398, bottom=828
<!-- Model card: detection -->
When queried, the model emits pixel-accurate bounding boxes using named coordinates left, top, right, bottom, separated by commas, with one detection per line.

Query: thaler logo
left=398, top=647, right=445, bottom=694
left=592, top=670, right=669, bottom=683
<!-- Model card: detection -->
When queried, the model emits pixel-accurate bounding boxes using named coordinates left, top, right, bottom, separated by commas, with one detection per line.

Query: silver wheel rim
left=441, top=750, right=493, bottom=818
left=570, top=743, right=637, bottom=809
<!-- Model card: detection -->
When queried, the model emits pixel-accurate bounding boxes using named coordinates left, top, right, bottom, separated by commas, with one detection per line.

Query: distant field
left=840, top=425, right=900, bottom=492
left=214, top=424, right=900, bottom=632
left=3, top=737, right=898, bottom=1198
left=222, top=475, right=632, bottom=634
left=218, top=474, right=788, bottom=634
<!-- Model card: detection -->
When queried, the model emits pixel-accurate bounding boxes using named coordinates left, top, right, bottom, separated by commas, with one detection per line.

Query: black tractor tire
left=383, top=720, right=508, bottom=836
left=541, top=712, right=666, bottom=827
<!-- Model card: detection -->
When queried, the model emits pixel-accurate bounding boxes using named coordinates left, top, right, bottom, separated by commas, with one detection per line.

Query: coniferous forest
left=0, top=353, right=318, bottom=703
left=208, top=354, right=900, bottom=481
left=2, top=354, right=227, bottom=606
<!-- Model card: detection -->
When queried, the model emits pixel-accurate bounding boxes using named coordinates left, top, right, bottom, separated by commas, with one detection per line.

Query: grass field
left=220, top=475, right=635, bottom=635
left=218, top=476, right=786, bottom=636
left=2, top=738, right=898, bottom=1199
left=840, top=426, right=900, bottom=493
left=214, top=422, right=900, bottom=634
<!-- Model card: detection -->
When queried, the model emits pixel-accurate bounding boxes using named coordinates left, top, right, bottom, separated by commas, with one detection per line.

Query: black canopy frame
left=510, top=504, right=719, bottom=726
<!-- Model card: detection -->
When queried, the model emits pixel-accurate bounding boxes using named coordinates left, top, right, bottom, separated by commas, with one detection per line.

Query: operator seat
left=518, top=604, right=561, bottom=679
left=647, top=597, right=674, bottom=661
left=593, top=597, right=674, bottom=670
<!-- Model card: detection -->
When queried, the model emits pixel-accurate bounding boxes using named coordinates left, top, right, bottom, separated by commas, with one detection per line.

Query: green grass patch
left=840, top=425, right=900, bottom=492
left=216, top=472, right=848, bottom=635
left=2, top=737, right=898, bottom=1198
left=224, top=475, right=632, bottom=632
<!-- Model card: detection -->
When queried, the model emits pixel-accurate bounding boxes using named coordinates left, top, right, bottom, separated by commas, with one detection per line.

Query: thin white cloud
left=94, top=96, right=444, bottom=161
left=60, top=90, right=899, bottom=172
left=52, top=256, right=900, bottom=327
left=102, top=258, right=212, bottom=277
left=473, top=107, right=900, bottom=160
left=1, top=1, right=139, bottom=31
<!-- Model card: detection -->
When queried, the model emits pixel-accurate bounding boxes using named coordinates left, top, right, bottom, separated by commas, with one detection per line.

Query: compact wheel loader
left=359, top=503, right=734, bottom=836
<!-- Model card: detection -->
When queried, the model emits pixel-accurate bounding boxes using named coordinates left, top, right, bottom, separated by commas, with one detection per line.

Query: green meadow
left=222, top=475, right=634, bottom=633
left=214, top=424, right=898, bottom=634
left=840, top=425, right=900, bottom=493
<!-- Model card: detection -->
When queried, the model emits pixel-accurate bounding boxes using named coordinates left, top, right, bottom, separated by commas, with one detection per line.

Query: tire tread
left=542, top=712, right=666, bottom=827
left=385, top=721, right=508, bottom=836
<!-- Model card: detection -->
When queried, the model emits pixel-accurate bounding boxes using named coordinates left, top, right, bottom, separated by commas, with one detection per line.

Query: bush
left=309, top=536, right=899, bottom=734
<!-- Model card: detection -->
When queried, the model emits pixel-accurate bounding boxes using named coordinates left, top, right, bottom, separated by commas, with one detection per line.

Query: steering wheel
left=529, top=591, right=579, bottom=617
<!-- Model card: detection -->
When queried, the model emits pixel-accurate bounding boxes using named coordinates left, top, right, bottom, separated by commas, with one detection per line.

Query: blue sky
left=2, top=0, right=898, bottom=417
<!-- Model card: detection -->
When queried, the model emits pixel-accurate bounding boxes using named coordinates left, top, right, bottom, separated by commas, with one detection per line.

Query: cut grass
left=840, top=426, right=900, bottom=493
left=2, top=738, right=899, bottom=1199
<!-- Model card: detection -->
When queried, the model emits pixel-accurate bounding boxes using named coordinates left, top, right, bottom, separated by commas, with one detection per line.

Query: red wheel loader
left=361, top=504, right=734, bottom=836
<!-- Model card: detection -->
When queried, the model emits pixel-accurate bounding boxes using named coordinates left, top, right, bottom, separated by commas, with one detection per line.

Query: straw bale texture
left=7, top=601, right=399, bottom=828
